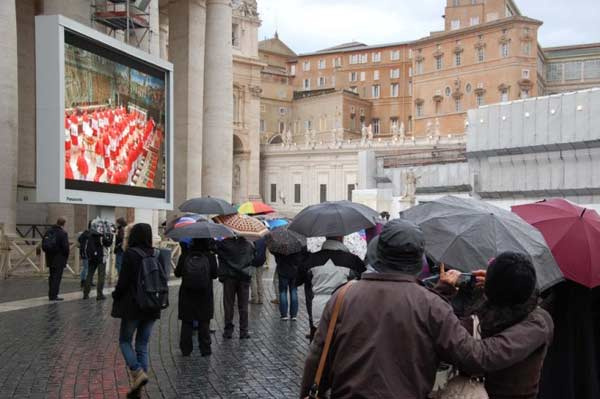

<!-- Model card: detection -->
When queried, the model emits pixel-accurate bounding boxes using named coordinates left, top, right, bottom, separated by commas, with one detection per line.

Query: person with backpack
left=112, top=223, right=168, bottom=399
left=83, top=225, right=112, bottom=300
left=250, top=237, right=267, bottom=304
left=216, top=237, right=255, bottom=339
left=43, top=217, right=70, bottom=301
left=174, top=238, right=218, bottom=356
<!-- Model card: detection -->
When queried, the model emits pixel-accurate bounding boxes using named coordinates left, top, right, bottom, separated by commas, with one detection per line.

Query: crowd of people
left=40, top=212, right=586, bottom=399
left=64, top=106, right=163, bottom=189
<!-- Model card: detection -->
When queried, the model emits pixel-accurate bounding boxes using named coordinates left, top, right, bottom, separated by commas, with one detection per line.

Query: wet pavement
left=0, top=274, right=308, bottom=398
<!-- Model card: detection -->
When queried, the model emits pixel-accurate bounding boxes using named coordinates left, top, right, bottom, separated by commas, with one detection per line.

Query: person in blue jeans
left=78, top=222, right=94, bottom=288
left=111, top=223, right=163, bottom=398
left=273, top=250, right=306, bottom=321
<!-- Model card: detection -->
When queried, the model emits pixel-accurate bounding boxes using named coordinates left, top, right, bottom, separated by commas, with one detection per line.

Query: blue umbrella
left=266, top=219, right=289, bottom=230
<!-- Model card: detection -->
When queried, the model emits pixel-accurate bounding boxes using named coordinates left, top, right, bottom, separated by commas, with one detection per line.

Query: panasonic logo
left=66, top=197, right=83, bottom=202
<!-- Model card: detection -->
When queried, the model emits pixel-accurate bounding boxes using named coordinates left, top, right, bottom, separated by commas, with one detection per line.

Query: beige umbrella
left=213, top=214, right=269, bottom=241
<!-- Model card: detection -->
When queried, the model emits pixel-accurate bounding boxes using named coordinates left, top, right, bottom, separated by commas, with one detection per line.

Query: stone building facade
left=258, top=0, right=600, bottom=213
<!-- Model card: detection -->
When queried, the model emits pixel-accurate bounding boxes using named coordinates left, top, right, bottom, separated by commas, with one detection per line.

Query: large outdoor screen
left=36, top=15, right=173, bottom=209
left=64, top=31, right=166, bottom=198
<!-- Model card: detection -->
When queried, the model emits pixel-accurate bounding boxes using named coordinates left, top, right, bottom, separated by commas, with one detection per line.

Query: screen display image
left=63, top=31, right=166, bottom=198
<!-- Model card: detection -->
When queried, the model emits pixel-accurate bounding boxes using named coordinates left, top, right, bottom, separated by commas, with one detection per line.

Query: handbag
left=305, top=280, right=356, bottom=399
left=434, top=316, right=489, bottom=399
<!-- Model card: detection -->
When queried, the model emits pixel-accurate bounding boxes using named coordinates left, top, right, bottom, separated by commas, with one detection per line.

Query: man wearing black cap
left=300, top=219, right=554, bottom=399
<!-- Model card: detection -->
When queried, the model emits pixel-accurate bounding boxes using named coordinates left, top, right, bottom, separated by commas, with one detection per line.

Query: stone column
left=0, top=1, right=19, bottom=234
left=202, top=0, right=233, bottom=201
left=169, top=0, right=206, bottom=206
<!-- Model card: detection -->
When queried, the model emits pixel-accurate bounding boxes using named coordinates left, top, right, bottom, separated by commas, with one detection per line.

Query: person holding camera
left=300, top=219, right=554, bottom=399
left=83, top=221, right=113, bottom=300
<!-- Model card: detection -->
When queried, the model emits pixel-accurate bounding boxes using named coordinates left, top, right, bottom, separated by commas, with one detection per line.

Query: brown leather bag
left=305, top=280, right=356, bottom=399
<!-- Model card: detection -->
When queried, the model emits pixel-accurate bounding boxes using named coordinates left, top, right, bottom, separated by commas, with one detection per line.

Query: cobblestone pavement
left=0, top=278, right=309, bottom=399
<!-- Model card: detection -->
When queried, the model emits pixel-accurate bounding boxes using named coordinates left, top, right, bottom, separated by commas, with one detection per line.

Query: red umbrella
left=512, top=199, right=600, bottom=288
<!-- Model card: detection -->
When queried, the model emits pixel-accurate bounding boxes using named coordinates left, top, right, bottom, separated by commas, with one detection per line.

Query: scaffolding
left=91, top=0, right=150, bottom=47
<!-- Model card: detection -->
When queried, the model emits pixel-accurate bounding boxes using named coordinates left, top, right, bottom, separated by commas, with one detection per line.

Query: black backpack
left=42, top=229, right=58, bottom=253
left=182, top=253, right=211, bottom=291
left=132, top=248, right=169, bottom=312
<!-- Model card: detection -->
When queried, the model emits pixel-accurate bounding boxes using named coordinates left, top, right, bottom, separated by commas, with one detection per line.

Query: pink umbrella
left=512, top=199, right=600, bottom=288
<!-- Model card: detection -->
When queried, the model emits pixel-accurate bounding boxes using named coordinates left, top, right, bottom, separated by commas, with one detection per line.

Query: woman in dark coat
left=174, top=238, right=218, bottom=356
left=111, top=223, right=161, bottom=398
left=273, top=249, right=307, bottom=321
left=476, top=252, right=554, bottom=399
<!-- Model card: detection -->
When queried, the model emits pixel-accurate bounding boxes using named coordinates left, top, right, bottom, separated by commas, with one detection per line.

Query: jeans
left=119, top=319, right=155, bottom=372
left=115, top=252, right=124, bottom=274
left=80, top=258, right=88, bottom=282
left=278, top=276, right=298, bottom=318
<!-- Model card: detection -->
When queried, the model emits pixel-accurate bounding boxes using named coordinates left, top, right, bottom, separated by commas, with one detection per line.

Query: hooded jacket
left=297, top=240, right=365, bottom=327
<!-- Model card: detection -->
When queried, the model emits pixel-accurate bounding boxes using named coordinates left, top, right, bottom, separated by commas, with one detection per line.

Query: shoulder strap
left=310, top=280, right=356, bottom=398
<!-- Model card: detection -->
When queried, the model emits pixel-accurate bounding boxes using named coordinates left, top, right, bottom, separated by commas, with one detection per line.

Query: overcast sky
left=257, top=0, right=600, bottom=54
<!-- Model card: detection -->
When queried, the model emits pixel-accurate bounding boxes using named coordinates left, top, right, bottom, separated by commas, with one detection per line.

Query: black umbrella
left=166, top=220, right=235, bottom=241
left=401, top=195, right=563, bottom=291
left=288, top=200, right=379, bottom=237
left=179, top=197, right=238, bottom=215
left=266, top=226, right=306, bottom=255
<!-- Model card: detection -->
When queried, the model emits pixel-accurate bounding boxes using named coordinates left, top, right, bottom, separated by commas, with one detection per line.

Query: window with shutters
left=320, top=184, right=327, bottom=203
left=547, top=63, right=563, bottom=82
left=372, top=85, right=380, bottom=98
left=455, top=52, right=461, bottom=66
left=476, top=93, right=484, bottom=106
left=360, top=71, right=366, bottom=81
left=565, top=61, right=582, bottom=81
left=390, top=50, right=400, bottom=61
left=372, top=119, right=380, bottom=134
left=390, top=68, right=400, bottom=79
left=477, top=47, right=485, bottom=62
left=436, top=57, right=443, bottom=70
left=347, top=184, right=355, bottom=201
left=455, top=98, right=462, bottom=112
left=416, top=60, right=423, bottom=74
left=318, top=59, right=326, bottom=69
left=390, top=83, right=399, bottom=97
left=303, top=78, right=310, bottom=90
left=303, top=61, right=310, bottom=71
left=373, top=70, right=380, bottom=80
left=501, top=43, right=509, bottom=58
left=416, top=103, right=423, bottom=117
left=349, top=72, right=358, bottom=82
left=318, top=76, right=326, bottom=87
left=584, top=59, right=600, bottom=80
left=372, top=52, right=381, bottom=62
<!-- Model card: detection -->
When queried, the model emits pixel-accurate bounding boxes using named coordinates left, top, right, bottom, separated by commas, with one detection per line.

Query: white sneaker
left=291, top=317, right=297, bottom=321
left=280, top=316, right=289, bottom=321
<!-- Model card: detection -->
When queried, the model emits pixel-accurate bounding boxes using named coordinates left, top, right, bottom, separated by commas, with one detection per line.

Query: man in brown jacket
left=300, top=219, right=554, bottom=399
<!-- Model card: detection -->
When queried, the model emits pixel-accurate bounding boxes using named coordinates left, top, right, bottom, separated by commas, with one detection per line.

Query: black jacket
left=46, top=225, right=70, bottom=268
left=86, top=233, right=111, bottom=264
left=78, top=230, right=90, bottom=259
left=175, top=251, right=218, bottom=321
left=111, top=247, right=161, bottom=320
left=216, top=238, right=255, bottom=283
left=274, top=250, right=307, bottom=280
left=114, top=226, right=125, bottom=254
